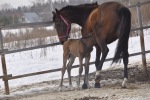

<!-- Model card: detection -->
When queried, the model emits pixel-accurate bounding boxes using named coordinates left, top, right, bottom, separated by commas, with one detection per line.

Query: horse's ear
left=55, top=8, right=60, bottom=14
left=52, top=11, right=56, bottom=16
left=95, top=1, right=98, bottom=5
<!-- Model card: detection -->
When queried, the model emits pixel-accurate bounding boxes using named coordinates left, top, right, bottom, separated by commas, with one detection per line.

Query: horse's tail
left=112, top=7, right=131, bottom=64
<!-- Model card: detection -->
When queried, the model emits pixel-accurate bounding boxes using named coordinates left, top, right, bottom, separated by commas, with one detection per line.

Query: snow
left=0, top=29, right=150, bottom=89
left=2, top=26, right=54, bottom=36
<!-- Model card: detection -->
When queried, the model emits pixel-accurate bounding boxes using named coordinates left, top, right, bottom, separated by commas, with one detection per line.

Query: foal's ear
left=55, top=8, right=60, bottom=14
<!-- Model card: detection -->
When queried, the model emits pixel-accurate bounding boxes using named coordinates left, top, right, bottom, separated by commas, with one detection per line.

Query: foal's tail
left=112, top=7, right=131, bottom=63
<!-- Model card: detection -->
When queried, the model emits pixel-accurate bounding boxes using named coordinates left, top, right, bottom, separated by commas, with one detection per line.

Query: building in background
left=22, top=12, right=42, bottom=23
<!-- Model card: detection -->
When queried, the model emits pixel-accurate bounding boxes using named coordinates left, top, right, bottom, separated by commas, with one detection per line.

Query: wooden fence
left=0, top=1, right=150, bottom=95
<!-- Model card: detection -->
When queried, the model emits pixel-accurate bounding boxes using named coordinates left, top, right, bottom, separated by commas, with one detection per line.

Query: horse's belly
left=106, top=35, right=118, bottom=44
left=70, top=50, right=79, bottom=57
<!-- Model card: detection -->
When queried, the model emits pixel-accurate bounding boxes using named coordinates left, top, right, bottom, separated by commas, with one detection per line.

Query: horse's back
left=98, top=2, right=130, bottom=43
left=85, top=2, right=123, bottom=32
left=64, top=39, right=91, bottom=57
left=97, top=2, right=125, bottom=28
left=85, top=2, right=129, bottom=44
left=64, top=39, right=83, bottom=56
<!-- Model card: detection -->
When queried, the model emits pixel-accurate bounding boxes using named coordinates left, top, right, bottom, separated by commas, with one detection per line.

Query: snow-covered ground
left=0, top=29, right=150, bottom=89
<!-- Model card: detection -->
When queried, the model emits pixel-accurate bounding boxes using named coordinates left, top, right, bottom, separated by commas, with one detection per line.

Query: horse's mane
left=77, top=2, right=98, bottom=7
left=60, top=2, right=98, bottom=12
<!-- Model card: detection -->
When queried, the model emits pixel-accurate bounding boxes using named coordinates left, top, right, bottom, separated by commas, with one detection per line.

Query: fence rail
left=0, top=21, right=53, bottom=30
left=0, top=24, right=149, bottom=55
left=0, top=1, right=150, bottom=95
left=0, top=50, right=149, bottom=81
left=128, top=0, right=150, bottom=8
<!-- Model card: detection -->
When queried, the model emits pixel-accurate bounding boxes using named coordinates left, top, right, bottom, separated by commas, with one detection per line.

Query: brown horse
left=60, top=34, right=96, bottom=90
left=52, top=2, right=131, bottom=88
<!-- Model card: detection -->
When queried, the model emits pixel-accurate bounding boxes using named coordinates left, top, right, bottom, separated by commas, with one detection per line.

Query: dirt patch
left=1, top=62, right=150, bottom=100
left=74, top=96, right=106, bottom=100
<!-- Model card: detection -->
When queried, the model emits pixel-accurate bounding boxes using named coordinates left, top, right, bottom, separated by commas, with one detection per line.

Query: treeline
left=0, top=0, right=126, bottom=25
left=0, top=15, right=19, bottom=25
left=0, top=0, right=149, bottom=25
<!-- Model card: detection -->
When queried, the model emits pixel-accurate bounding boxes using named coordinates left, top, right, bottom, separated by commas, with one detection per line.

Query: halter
left=58, top=15, right=70, bottom=39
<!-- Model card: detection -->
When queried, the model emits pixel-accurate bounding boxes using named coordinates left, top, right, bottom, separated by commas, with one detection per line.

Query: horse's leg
left=94, top=45, right=101, bottom=88
left=82, top=54, right=90, bottom=89
left=67, top=55, right=75, bottom=88
left=122, top=50, right=129, bottom=88
left=77, top=57, right=83, bottom=89
left=95, top=44, right=101, bottom=68
left=95, top=40, right=109, bottom=88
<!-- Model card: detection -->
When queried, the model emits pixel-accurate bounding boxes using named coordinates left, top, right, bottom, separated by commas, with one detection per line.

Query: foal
left=60, top=34, right=96, bottom=89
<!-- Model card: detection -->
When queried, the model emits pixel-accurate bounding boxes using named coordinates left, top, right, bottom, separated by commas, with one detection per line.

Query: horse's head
left=52, top=9, right=71, bottom=44
left=52, top=2, right=98, bottom=44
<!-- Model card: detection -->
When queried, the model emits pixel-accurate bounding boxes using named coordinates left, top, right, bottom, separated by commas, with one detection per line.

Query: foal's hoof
left=94, top=83, right=101, bottom=88
left=82, top=84, right=88, bottom=89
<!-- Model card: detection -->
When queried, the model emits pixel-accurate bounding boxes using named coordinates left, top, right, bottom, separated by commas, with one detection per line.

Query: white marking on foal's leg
left=122, top=78, right=128, bottom=88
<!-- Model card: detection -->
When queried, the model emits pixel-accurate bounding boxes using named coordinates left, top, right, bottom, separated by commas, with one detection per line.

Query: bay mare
left=52, top=2, right=131, bottom=88
left=60, top=34, right=96, bottom=89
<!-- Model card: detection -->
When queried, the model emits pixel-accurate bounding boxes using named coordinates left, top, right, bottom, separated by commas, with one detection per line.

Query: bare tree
left=49, top=0, right=54, bottom=12
left=30, top=0, right=45, bottom=6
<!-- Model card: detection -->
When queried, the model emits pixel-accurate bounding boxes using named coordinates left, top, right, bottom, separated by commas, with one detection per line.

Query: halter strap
left=59, top=15, right=70, bottom=39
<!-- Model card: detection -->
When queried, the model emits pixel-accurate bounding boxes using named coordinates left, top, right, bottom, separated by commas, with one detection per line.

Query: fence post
left=136, top=2, right=147, bottom=76
left=0, top=28, right=10, bottom=95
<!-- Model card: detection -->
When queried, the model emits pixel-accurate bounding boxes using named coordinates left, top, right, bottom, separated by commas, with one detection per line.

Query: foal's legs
left=82, top=54, right=90, bottom=89
left=60, top=51, right=69, bottom=88
left=67, top=55, right=75, bottom=87
left=77, top=57, right=83, bottom=89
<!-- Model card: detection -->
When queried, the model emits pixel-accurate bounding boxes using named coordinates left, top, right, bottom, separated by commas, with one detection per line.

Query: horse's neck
left=63, top=11, right=84, bottom=26
left=63, top=6, right=97, bottom=27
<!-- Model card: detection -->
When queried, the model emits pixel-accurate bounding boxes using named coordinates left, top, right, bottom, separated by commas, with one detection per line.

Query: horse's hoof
left=121, top=86, right=127, bottom=89
left=121, top=78, right=128, bottom=88
left=94, top=83, right=101, bottom=88
left=82, top=84, right=88, bottom=89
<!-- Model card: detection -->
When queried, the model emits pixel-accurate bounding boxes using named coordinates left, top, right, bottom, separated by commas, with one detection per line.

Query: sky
left=0, top=0, right=62, bottom=9
left=0, top=0, right=33, bottom=8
